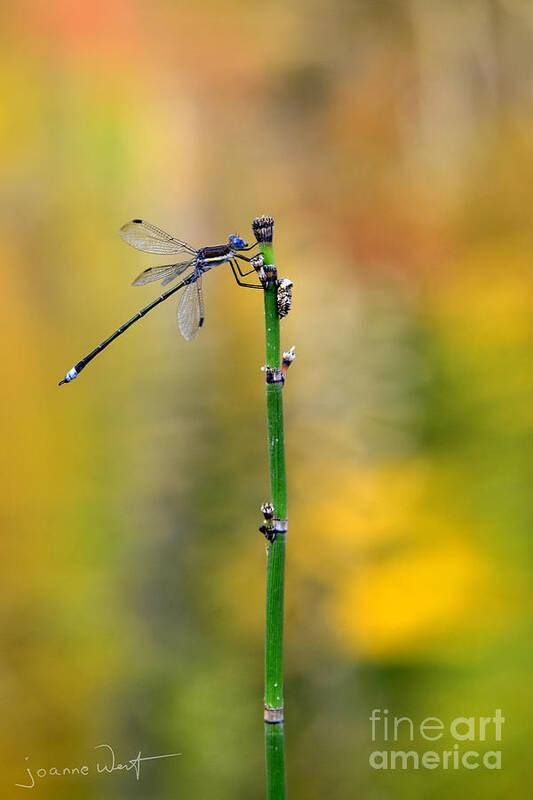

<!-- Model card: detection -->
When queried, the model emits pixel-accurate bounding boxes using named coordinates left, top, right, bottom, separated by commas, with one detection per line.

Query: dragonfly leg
left=233, top=258, right=258, bottom=278
left=230, top=259, right=263, bottom=289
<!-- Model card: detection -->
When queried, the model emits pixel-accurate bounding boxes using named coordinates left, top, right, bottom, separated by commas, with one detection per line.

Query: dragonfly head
left=228, top=234, right=248, bottom=250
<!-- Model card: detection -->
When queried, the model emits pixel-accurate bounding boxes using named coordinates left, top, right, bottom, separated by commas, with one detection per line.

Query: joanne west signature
left=16, top=743, right=181, bottom=789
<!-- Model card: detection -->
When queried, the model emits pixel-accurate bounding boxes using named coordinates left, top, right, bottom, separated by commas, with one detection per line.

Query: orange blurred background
left=1, top=1, right=532, bottom=797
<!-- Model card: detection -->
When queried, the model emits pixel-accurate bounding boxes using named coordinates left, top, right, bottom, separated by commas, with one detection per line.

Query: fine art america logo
left=369, top=708, right=504, bottom=770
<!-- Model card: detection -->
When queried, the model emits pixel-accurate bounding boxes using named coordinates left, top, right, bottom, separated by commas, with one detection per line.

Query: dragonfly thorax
left=196, top=244, right=233, bottom=264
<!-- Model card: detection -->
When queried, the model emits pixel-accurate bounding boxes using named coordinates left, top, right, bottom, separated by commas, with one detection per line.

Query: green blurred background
left=1, top=0, right=532, bottom=797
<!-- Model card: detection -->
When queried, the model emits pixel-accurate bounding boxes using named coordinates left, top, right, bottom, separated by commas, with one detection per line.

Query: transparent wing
left=177, top=277, right=204, bottom=340
left=120, top=219, right=197, bottom=255
left=132, top=259, right=195, bottom=287
left=196, top=276, right=205, bottom=327
left=161, top=265, right=194, bottom=287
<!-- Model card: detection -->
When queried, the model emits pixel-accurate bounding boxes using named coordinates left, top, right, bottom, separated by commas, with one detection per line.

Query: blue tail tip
left=58, top=366, right=78, bottom=386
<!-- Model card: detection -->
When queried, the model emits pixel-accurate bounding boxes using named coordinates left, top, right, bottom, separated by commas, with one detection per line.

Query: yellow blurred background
left=1, top=0, right=532, bottom=797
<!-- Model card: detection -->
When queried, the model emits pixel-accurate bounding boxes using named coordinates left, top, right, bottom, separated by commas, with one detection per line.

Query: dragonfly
left=58, top=219, right=261, bottom=386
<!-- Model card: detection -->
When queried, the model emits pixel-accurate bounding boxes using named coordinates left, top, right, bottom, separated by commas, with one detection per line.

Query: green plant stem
left=258, top=234, right=288, bottom=800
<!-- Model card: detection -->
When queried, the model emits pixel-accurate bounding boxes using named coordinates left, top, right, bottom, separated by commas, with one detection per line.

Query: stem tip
left=252, top=215, right=274, bottom=244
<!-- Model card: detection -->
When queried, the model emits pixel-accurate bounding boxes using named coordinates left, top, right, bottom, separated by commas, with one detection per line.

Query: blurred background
left=1, top=0, right=532, bottom=797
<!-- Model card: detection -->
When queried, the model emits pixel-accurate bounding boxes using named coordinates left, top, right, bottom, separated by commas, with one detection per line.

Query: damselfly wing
left=120, top=220, right=197, bottom=255
left=177, top=276, right=205, bottom=340
left=131, top=260, right=195, bottom=287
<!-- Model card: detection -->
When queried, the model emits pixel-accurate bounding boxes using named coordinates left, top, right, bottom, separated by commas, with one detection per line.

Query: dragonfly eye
left=229, top=235, right=248, bottom=249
